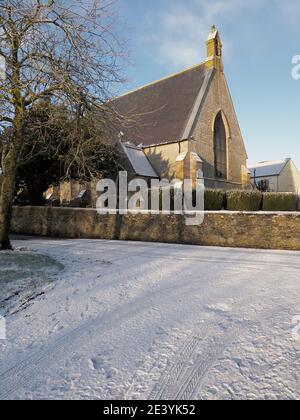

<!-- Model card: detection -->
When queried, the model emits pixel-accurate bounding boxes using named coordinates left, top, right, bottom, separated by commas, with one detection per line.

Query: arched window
left=213, top=112, right=227, bottom=179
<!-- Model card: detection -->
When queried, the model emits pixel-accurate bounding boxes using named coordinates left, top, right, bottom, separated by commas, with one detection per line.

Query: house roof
left=112, top=63, right=210, bottom=146
left=248, top=159, right=290, bottom=178
left=121, top=143, right=159, bottom=178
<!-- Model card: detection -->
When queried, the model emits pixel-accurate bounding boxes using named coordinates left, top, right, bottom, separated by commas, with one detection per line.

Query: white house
left=248, top=158, right=300, bottom=193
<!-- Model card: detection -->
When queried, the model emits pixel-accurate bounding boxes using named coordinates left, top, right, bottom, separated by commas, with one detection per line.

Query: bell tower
left=205, top=25, right=223, bottom=73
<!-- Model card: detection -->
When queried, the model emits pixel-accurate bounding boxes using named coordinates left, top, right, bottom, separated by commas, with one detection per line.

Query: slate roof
left=121, top=143, right=158, bottom=178
left=112, top=63, right=209, bottom=146
left=248, top=159, right=290, bottom=178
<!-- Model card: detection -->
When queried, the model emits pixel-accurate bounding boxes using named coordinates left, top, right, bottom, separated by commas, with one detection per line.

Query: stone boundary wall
left=11, top=206, right=300, bottom=251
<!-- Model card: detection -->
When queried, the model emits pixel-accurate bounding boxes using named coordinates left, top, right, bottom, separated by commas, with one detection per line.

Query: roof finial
left=207, top=25, right=218, bottom=40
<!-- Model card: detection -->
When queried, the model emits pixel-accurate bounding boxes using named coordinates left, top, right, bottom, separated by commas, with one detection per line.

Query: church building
left=113, top=26, right=249, bottom=190
left=49, top=27, right=250, bottom=207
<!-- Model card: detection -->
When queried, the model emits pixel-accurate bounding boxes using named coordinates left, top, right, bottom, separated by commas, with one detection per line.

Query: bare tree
left=0, top=0, right=126, bottom=250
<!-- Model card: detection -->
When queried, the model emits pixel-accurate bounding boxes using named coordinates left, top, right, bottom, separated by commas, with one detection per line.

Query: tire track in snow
left=0, top=274, right=208, bottom=400
left=149, top=311, right=276, bottom=401
left=146, top=322, right=233, bottom=400
left=148, top=333, right=204, bottom=400
left=4, top=240, right=297, bottom=400
left=0, top=245, right=182, bottom=399
left=147, top=315, right=256, bottom=400
left=173, top=323, right=241, bottom=400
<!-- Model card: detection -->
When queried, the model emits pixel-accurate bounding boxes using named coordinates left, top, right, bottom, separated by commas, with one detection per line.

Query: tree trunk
left=0, top=112, right=23, bottom=251
left=0, top=25, right=25, bottom=250
left=0, top=150, right=18, bottom=250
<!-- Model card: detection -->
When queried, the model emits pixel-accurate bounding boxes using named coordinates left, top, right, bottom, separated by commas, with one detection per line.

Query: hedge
left=146, top=188, right=299, bottom=212
left=204, top=189, right=225, bottom=210
left=226, top=190, right=262, bottom=211
left=148, top=188, right=226, bottom=211
left=262, top=193, right=298, bottom=212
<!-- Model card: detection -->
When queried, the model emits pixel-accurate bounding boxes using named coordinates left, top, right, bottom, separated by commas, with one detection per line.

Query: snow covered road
left=0, top=237, right=299, bottom=400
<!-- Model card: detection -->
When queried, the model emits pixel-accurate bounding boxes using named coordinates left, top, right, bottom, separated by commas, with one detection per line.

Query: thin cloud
left=276, top=0, right=300, bottom=30
left=150, top=0, right=258, bottom=70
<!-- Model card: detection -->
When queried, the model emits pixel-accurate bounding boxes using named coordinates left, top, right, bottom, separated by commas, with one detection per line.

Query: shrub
left=204, top=189, right=225, bottom=210
left=147, top=188, right=299, bottom=212
left=262, top=193, right=298, bottom=212
left=226, top=190, right=262, bottom=211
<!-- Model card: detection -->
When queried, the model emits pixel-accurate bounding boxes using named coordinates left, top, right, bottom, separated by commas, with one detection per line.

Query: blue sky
left=117, top=0, right=300, bottom=168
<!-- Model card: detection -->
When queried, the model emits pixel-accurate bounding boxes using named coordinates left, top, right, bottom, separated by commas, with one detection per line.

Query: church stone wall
left=143, top=140, right=189, bottom=180
left=191, top=72, right=248, bottom=189
left=12, top=206, right=300, bottom=251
